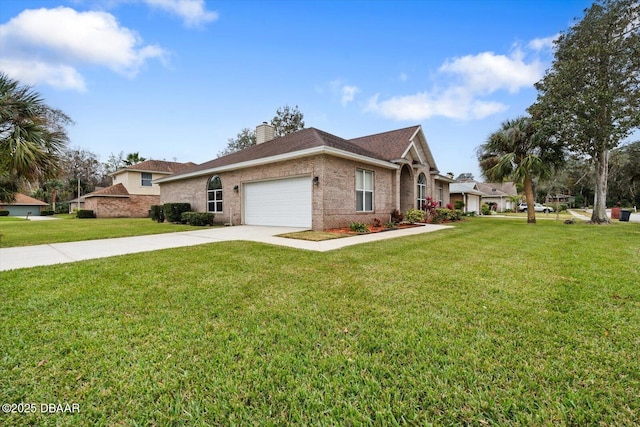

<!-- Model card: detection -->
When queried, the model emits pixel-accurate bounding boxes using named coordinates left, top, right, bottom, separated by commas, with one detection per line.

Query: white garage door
left=244, top=176, right=312, bottom=228
left=467, top=195, right=480, bottom=214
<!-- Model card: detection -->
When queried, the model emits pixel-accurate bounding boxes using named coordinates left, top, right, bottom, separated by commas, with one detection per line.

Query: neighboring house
left=156, top=124, right=451, bottom=231
left=67, top=196, right=85, bottom=213
left=0, top=193, right=48, bottom=216
left=450, top=181, right=518, bottom=213
left=476, top=182, right=518, bottom=211
left=450, top=182, right=484, bottom=214
left=545, top=194, right=575, bottom=206
left=84, top=160, right=196, bottom=217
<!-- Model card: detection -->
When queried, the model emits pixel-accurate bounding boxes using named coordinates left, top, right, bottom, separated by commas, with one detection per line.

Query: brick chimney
left=256, top=122, right=275, bottom=144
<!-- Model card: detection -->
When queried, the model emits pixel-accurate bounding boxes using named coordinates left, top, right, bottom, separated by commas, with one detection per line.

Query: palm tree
left=0, top=73, right=71, bottom=201
left=477, top=116, right=564, bottom=224
left=123, top=152, right=146, bottom=166
left=44, top=179, right=65, bottom=212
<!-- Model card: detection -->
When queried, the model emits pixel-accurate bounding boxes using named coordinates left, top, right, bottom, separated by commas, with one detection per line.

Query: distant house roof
left=450, top=182, right=484, bottom=196
left=109, top=160, right=197, bottom=177
left=157, top=125, right=437, bottom=184
left=84, top=183, right=130, bottom=198
left=1, top=193, right=48, bottom=206
left=476, top=182, right=518, bottom=197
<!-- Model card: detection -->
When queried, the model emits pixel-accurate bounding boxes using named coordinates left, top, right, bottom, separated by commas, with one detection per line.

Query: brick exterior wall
left=159, top=151, right=442, bottom=231
left=85, top=195, right=159, bottom=218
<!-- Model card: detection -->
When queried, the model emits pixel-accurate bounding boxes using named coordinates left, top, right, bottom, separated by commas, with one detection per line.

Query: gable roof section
left=1, top=193, right=48, bottom=206
left=349, top=125, right=440, bottom=172
left=110, top=160, right=197, bottom=177
left=157, top=127, right=398, bottom=183
left=450, top=182, right=484, bottom=196
left=84, top=183, right=130, bottom=198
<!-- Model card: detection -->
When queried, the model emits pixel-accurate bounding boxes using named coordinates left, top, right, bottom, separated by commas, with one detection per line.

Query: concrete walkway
left=569, top=209, right=640, bottom=222
left=568, top=210, right=591, bottom=221
left=0, top=224, right=452, bottom=272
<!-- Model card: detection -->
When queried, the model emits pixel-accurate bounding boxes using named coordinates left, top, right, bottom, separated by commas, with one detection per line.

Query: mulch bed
left=325, top=223, right=423, bottom=235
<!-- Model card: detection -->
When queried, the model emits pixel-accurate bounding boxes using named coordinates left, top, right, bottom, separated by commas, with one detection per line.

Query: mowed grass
left=1, top=218, right=639, bottom=426
left=0, top=217, right=196, bottom=247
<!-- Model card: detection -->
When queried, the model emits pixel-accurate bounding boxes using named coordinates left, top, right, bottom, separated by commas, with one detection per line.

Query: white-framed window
left=417, top=173, right=427, bottom=209
left=356, top=169, right=374, bottom=212
left=141, top=172, right=153, bottom=187
left=438, top=185, right=443, bottom=207
left=207, top=176, right=223, bottom=213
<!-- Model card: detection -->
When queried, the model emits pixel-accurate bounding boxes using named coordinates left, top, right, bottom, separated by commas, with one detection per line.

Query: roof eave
left=155, top=147, right=399, bottom=184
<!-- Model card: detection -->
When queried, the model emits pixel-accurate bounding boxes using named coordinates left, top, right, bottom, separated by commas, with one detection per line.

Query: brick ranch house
left=84, top=160, right=195, bottom=217
left=156, top=124, right=452, bottom=231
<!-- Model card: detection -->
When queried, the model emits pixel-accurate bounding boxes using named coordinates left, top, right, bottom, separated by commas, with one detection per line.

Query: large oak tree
left=530, top=0, right=640, bottom=223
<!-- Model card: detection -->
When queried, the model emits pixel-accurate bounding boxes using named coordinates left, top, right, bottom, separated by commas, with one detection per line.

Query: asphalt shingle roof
left=85, top=183, right=129, bottom=197
left=115, top=160, right=197, bottom=175
left=349, top=126, right=421, bottom=161
left=2, top=194, right=48, bottom=206
left=171, top=127, right=385, bottom=178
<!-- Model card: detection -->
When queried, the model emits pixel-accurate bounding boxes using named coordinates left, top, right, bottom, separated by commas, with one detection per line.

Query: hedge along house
left=156, top=124, right=452, bottom=231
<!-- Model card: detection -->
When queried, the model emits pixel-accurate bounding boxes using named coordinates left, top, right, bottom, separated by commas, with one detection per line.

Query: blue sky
left=0, top=0, right=594, bottom=179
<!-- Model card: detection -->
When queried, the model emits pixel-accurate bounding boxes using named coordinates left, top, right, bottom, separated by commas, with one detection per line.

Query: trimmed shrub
left=481, top=203, right=491, bottom=215
left=150, top=205, right=165, bottom=223
left=0, top=210, right=9, bottom=216
left=181, top=211, right=215, bottom=226
left=41, top=209, right=55, bottom=216
left=349, top=222, right=369, bottom=233
left=431, top=208, right=463, bottom=223
left=77, top=209, right=96, bottom=219
left=454, top=200, right=465, bottom=210
left=163, top=203, right=191, bottom=223
left=405, top=208, right=425, bottom=224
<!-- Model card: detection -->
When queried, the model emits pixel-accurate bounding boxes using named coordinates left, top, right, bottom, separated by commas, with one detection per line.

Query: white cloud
left=327, top=79, right=359, bottom=107
left=0, top=59, right=86, bottom=92
left=0, top=7, right=168, bottom=90
left=341, top=85, right=359, bottom=107
left=438, top=49, right=544, bottom=94
left=142, top=0, right=218, bottom=28
left=366, top=42, right=546, bottom=121
left=528, top=35, right=558, bottom=51
left=365, top=87, right=507, bottom=121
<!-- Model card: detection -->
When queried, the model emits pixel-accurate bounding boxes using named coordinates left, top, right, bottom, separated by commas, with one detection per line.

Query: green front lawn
left=1, top=218, right=639, bottom=425
left=0, top=217, right=197, bottom=247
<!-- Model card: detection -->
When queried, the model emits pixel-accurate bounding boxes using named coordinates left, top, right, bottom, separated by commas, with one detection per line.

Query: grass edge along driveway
left=1, top=218, right=639, bottom=425
left=0, top=217, right=197, bottom=248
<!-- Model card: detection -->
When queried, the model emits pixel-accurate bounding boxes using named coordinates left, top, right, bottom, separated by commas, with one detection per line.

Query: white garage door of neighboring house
left=244, top=176, right=312, bottom=228
left=467, top=195, right=480, bottom=214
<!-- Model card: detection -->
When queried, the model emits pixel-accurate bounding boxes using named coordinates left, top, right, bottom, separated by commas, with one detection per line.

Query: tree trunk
left=524, top=174, right=536, bottom=224
left=591, top=148, right=610, bottom=224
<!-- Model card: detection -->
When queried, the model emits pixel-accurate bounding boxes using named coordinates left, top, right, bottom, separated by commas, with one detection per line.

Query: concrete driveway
left=0, top=224, right=451, bottom=271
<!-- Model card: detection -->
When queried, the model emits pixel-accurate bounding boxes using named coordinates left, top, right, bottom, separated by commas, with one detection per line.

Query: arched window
left=207, top=176, right=223, bottom=213
left=417, top=173, right=427, bottom=210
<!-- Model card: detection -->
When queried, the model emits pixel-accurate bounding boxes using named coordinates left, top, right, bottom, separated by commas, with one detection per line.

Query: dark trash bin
left=619, top=209, right=631, bottom=222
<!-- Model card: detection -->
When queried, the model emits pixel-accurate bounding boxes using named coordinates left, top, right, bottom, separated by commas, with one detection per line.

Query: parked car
left=518, top=203, right=554, bottom=213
